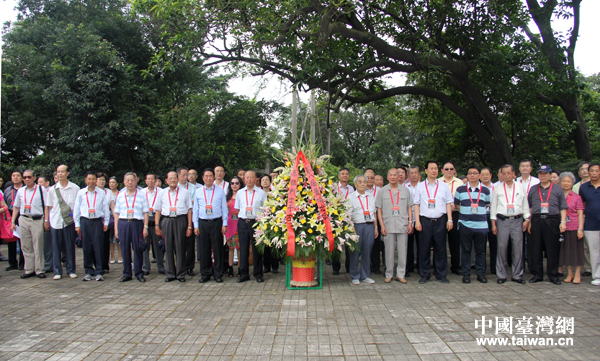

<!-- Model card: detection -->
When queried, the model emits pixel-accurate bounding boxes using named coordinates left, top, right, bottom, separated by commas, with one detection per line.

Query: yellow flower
left=274, top=226, right=279, bottom=232
left=263, top=224, right=268, bottom=230
left=272, top=207, right=276, bottom=213
left=284, top=176, right=289, bottom=180
left=283, top=206, right=287, bottom=211
left=344, top=225, right=348, bottom=230
left=317, top=224, right=325, bottom=233
left=333, top=209, right=338, bottom=215
left=313, top=213, right=318, bottom=219
left=307, top=206, right=315, bottom=213
left=286, top=161, right=291, bottom=166
left=312, top=199, right=317, bottom=204
left=302, top=191, right=306, bottom=195
left=298, top=186, right=303, bottom=191
left=308, top=229, right=313, bottom=234
left=300, top=219, right=306, bottom=224
left=328, top=179, right=333, bottom=185
left=339, top=217, right=343, bottom=221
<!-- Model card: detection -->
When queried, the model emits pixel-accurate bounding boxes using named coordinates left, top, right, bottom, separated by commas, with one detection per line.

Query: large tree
left=137, top=0, right=592, bottom=167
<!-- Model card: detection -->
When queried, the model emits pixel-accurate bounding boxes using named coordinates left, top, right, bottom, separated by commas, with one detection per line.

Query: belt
left=119, top=218, right=143, bottom=223
left=497, top=214, right=523, bottom=221
left=164, top=214, right=186, bottom=219
left=20, top=214, right=43, bottom=220
left=200, top=218, right=221, bottom=223
left=421, top=216, right=444, bottom=222
left=532, top=214, right=560, bottom=219
left=81, top=217, right=102, bottom=221
left=240, top=218, right=256, bottom=223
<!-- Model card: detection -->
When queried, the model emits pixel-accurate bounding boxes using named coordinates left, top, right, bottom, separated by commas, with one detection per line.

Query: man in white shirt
left=214, top=166, right=229, bottom=194
left=438, top=161, right=464, bottom=275
left=177, top=166, right=197, bottom=276
left=46, top=165, right=80, bottom=280
left=332, top=167, right=355, bottom=275
left=516, top=159, right=539, bottom=269
left=73, top=172, right=110, bottom=281
left=364, top=168, right=383, bottom=274
left=349, top=175, right=378, bottom=284
left=490, top=164, right=530, bottom=284
left=143, top=173, right=163, bottom=275
left=480, top=167, right=498, bottom=275
left=406, top=166, right=421, bottom=276
left=37, top=175, right=53, bottom=273
left=234, top=171, right=267, bottom=283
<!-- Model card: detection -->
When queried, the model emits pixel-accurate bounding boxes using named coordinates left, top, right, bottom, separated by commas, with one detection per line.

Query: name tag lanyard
left=86, top=190, right=97, bottom=215
left=24, top=186, right=37, bottom=213
left=390, top=188, right=401, bottom=214
left=125, top=190, right=137, bottom=217
left=168, top=188, right=179, bottom=214
left=246, top=189, right=255, bottom=213
left=538, top=183, right=553, bottom=212
left=204, top=187, right=215, bottom=214
left=521, top=179, right=532, bottom=193
left=467, top=184, right=482, bottom=212
left=425, top=180, right=439, bottom=207
left=444, top=179, right=455, bottom=194
left=504, top=183, right=515, bottom=213
left=338, top=183, right=349, bottom=200
left=146, top=190, right=157, bottom=211
left=358, top=195, right=371, bottom=220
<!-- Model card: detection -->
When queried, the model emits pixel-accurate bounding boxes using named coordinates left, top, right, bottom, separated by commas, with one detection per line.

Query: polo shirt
left=13, top=185, right=48, bottom=217
left=234, top=187, right=267, bottom=220
left=527, top=183, right=567, bottom=216
left=349, top=191, right=376, bottom=224
left=336, top=183, right=354, bottom=201
left=579, top=182, right=600, bottom=230
left=114, top=188, right=149, bottom=220
left=454, top=183, right=490, bottom=231
left=437, top=176, right=463, bottom=198
left=516, top=175, right=540, bottom=195
left=155, top=187, right=192, bottom=217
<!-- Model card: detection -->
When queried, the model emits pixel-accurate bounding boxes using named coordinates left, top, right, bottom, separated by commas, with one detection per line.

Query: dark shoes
left=497, top=278, right=507, bottom=284
left=143, top=271, right=150, bottom=276
left=158, top=270, right=165, bottom=275
left=215, top=277, right=223, bottom=283
left=511, top=278, right=526, bottom=284
left=178, top=278, right=186, bottom=282
left=120, top=276, right=132, bottom=282
left=6, top=266, right=18, bottom=271
left=37, top=273, right=46, bottom=279
left=228, top=267, right=234, bottom=277
left=462, top=275, right=471, bottom=284
left=136, top=276, right=146, bottom=282
left=582, top=271, right=592, bottom=277
left=437, top=277, right=450, bottom=284
left=551, top=279, right=561, bottom=285
left=165, top=278, right=176, bottom=282
left=529, top=277, right=543, bottom=283
left=237, top=276, right=250, bottom=283
left=419, top=277, right=429, bottom=284
left=20, top=273, right=35, bottom=279
left=272, top=269, right=279, bottom=274
left=372, top=269, right=382, bottom=274
left=477, top=275, right=488, bottom=283
left=187, top=270, right=195, bottom=277
left=332, top=270, right=340, bottom=275
left=199, top=277, right=210, bottom=283
left=256, top=278, right=264, bottom=283
left=451, top=269, right=463, bottom=276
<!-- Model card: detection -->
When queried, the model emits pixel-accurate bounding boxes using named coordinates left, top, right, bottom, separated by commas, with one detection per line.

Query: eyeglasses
left=444, top=168, right=454, bottom=171
left=230, top=182, right=240, bottom=185
left=23, top=176, right=33, bottom=179
left=467, top=172, right=479, bottom=176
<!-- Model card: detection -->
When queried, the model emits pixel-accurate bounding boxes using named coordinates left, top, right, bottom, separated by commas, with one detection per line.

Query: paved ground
left=0, top=243, right=599, bottom=360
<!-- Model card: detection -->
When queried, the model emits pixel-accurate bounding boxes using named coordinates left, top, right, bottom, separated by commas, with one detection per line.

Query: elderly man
left=415, top=161, right=454, bottom=284
left=194, top=168, right=228, bottom=283
left=573, top=161, right=592, bottom=277
left=527, top=165, right=567, bottom=285
left=143, top=173, right=163, bottom=275
left=349, top=175, right=378, bottom=284
left=365, top=168, right=383, bottom=274
left=47, top=165, right=80, bottom=280
left=438, top=161, right=463, bottom=275
left=376, top=168, right=413, bottom=283
left=578, top=163, right=600, bottom=286
left=11, top=170, right=49, bottom=279
left=374, top=175, right=384, bottom=188
left=37, top=175, right=53, bottom=273
left=490, top=164, right=530, bottom=284
left=155, top=171, right=193, bottom=282
left=215, top=166, right=229, bottom=193
left=332, top=168, right=355, bottom=275
left=177, top=166, right=197, bottom=276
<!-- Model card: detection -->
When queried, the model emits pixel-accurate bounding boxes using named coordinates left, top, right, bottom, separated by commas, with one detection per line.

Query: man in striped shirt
left=454, top=166, right=491, bottom=284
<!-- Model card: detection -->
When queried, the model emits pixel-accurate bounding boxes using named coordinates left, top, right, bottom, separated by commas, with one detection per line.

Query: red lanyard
left=389, top=189, right=400, bottom=205
left=203, top=186, right=215, bottom=205
left=11, top=188, right=15, bottom=206
left=220, top=181, right=226, bottom=190
left=25, top=186, right=37, bottom=205
left=538, top=183, right=553, bottom=203
left=125, top=190, right=137, bottom=209
left=503, top=183, right=515, bottom=204
left=425, top=180, right=439, bottom=199
left=373, top=186, right=377, bottom=198
left=146, top=189, right=157, bottom=208
left=338, top=183, right=349, bottom=199
left=467, top=183, right=482, bottom=205
left=566, top=193, right=572, bottom=207
left=444, top=179, right=455, bottom=193
left=86, top=190, right=97, bottom=208
left=168, top=188, right=179, bottom=207
left=358, top=194, right=369, bottom=211
left=521, top=178, right=532, bottom=193
left=246, top=189, right=255, bottom=208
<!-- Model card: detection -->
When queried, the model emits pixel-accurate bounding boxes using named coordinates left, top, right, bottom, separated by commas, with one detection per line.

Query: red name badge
left=427, top=199, right=436, bottom=209
left=205, top=205, right=213, bottom=215
left=88, top=208, right=96, bottom=218
left=149, top=207, right=154, bottom=213
left=363, top=211, right=372, bottom=221
left=246, top=206, right=253, bottom=216
left=169, top=207, right=177, bottom=217
left=506, top=204, right=515, bottom=214
left=471, top=203, right=478, bottom=213
left=126, top=209, right=134, bottom=219
left=392, top=205, right=400, bottom=215
left=231, top=209, right=239, bottom=220
left=24, top=205, right=32, bottom=214
left=541, top=202, right=549, bottom=214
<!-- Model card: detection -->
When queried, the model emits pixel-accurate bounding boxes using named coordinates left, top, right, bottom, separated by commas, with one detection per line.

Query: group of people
left=1, top=160, right=599, bottom=288
left=344, top=160, right=600, bottom=287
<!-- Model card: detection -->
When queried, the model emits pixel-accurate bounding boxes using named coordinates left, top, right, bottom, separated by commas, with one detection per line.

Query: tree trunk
left=559, top=96, right=593, bottom=161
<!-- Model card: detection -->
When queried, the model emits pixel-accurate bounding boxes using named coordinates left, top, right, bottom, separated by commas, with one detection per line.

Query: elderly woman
left=559, top=172, right=585, bottom=284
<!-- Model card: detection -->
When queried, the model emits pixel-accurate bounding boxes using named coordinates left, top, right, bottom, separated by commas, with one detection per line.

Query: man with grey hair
left=364, top=168, right=383, bottom=274
left=348, top=175, right=378, bottom=284
left=578, top=163, right=600, bottom=286
left=572, top=161, right=592, bottom=277
left=11, top=170, right=49, bottom=278
left=376, top=168, right=413, bottom=283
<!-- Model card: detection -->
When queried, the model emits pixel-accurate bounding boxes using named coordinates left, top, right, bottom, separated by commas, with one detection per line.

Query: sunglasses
left=23, top=176, right=34, bottom=179
left=444, top=168, right=454, bottom=171
left=230, top=182, right=240, bottom=185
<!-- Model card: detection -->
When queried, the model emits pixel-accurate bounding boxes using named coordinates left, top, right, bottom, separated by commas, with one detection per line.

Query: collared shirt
left=564, top=191, right=583, bottom=231
left=179, top=182, right=197, bottom=204
left=4, top=185, right=23, bottom=211
left=13, top=185, right=48, bottom=217
left=481, top=182, right=495, bottom=214
left=454, top=183, right=490, bottom=231
left=490, top=182, right=530, bottom=220
left=349, top=191, right=376, bottom=224
left=528, top=183, right=567, bottom=216
left=193, top=185, right=228, bottom=227
left=335, top=182, right=355, bottom=201
left=234, top=187, right=267, bottom=219
left=215, top=180, right=229, bottom=194
left=73, top=187, right=110, bottom=227
left=365, top=185, right=380, bottom=199
left=114, top=188, right=149, bottom=220
left=375, top=184, right=413, bottom=233
left=437, top=176, right=463, bottom=198
left=414, top=179, right=453, bottom=219
left=573, top=180, right=588, bottom=195
left=516, top=175, right=540, bottom=195
left=578, top=182, right=600, bottom=230
left=47, top=181, right=80, bottom=229
left=155, top=187, right=192, bottom=217
left=143, top=187, right=162, bottom=217
left=405, top=182, right=419, bottom=223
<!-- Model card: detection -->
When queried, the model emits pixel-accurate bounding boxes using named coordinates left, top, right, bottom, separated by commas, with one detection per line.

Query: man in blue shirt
left=454, top=166, right=491, bottom=283
left=578, top=162, right=600, bottom=286
left=194, top=168, right=228, bottom=283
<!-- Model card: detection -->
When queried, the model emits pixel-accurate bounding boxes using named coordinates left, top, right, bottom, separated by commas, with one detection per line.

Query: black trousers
left=263, top=246, right=280, bottom=271
left=370, top=233, right=385, bottom=271
left=460, top=225, right=487, bottom=276
left=486, top=215, right=497, bottom=274
left=529, top=215, right=561, bottom=282
left=7, top=240, right=25, bottom=268
left=332, top=247, right=350, bottom=273
left=447, top=210, right=461, bottom=272
left=419, top=215, right=448, bottom=279
left=185, top=233, right=195, bottom=271
left=238, top=219, right=262, bottom=279
left=406, top=230, right=419, bottom=273
left=199, top=218, right=224, bottom=279
left=118, top=220, right=144, bottom=278
left=161, top=215, right=187, bottom=280
left=81, top=218, right=104, bottom=276
left=102, top=225, right=111, bottom=271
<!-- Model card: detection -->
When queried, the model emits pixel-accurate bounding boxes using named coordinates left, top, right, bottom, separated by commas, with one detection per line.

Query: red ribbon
left=286, top=151, right=334, bottom=258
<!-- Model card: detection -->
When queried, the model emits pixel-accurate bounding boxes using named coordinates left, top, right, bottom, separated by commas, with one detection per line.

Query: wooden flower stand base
left=285, top=258, right=323, bottom=290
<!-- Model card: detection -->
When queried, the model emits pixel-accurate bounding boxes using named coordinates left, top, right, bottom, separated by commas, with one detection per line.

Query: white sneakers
left=82, top=274, right=93, bottom=281
left=362, top=278, right=375, bottom=284
left=591, top=279, right=600, bottom=286
left=53, top=275, right=61, bottom=280
left=69, top=273, right=77, bottom=278
left=95, top=275, right=104, bottom=281
left=351, top=279, right=360, bottom=285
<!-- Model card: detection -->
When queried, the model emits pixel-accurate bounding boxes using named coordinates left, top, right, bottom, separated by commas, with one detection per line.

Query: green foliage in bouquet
left=254, top=146, right=359, bottom=261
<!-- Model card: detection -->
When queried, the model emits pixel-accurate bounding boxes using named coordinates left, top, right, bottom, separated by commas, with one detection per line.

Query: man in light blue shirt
left=194, top=168, right=228, bottom=283
left=74, top=171, right=110, bottom=281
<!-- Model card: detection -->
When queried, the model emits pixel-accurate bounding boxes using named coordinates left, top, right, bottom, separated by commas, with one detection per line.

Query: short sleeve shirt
left=579, top=182, right=600, bottom=230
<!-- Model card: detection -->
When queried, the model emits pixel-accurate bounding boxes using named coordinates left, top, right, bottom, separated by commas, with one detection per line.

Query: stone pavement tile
left=489, top=351, right=537, bottom=360
left=446, top=341, right=488, bottom=353
left=453, top=352, right=497, bottom=360
left=5, top=351, right=55, bottom=361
